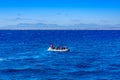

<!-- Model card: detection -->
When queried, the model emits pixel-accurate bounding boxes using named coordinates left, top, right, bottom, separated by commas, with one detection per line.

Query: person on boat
left=63, top=46, right=67, bottom=49
left=50, top=44, right=55, bottom=49
left=60, top=47, right=62, bottom=50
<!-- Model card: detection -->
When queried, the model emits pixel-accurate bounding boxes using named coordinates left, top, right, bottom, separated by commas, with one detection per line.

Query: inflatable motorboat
left=48, top=47, right=70, bottom=52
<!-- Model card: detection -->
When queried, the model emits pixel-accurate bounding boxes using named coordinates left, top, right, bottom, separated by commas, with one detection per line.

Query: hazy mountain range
left=0, top=23, right=120, bottom=30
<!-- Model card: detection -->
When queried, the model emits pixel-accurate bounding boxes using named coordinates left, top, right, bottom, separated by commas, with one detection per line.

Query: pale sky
left=0, top=0, right=120, bottom=27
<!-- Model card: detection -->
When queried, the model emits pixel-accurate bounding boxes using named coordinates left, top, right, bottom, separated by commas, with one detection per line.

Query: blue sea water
left=0, top=30, right=120, bottom=80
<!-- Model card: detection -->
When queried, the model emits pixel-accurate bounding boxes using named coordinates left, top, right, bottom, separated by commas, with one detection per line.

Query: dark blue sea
left=0, top=30, right=120, bottom=80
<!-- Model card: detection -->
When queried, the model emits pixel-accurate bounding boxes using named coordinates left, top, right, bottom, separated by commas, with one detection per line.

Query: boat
left=48, top=47, right=70, bottom=52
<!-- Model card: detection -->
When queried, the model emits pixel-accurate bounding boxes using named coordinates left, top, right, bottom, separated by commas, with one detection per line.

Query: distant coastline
left=0, top=23, right=120, bottom=30
left=0, top=29, right=120, bottom=30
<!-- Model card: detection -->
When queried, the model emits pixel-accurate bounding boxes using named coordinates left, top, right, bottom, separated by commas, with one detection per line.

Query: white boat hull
left=48, top=47, right=70, bottom=52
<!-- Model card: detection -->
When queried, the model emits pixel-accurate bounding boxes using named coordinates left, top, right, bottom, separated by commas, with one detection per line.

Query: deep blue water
left=0, top=30, right=120, bottom=80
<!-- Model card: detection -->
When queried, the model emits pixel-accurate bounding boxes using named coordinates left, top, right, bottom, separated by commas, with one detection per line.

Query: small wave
left=0, top=68, right=41, bottom=72
left=0, top=68, right=61, bottom=73
left=0, top=58, right=6, bottom=61
left=75, top=63, right=91, bottom=68
left=67, top=70, right=109, bottom=76
left=69, top=51, right=82, bottom=54
left=8, top=55, right=40, bottom=61
left=109, top=64, right=120, bottom=67
left=0, top=55, right=40, bottom=62
left=108, top=64, right=120, bottom=71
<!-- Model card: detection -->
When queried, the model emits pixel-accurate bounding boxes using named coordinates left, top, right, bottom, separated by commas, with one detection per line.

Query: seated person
left=50, top=44, right=55, bottom=49
left=63, top=46, right=67, bottom=49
